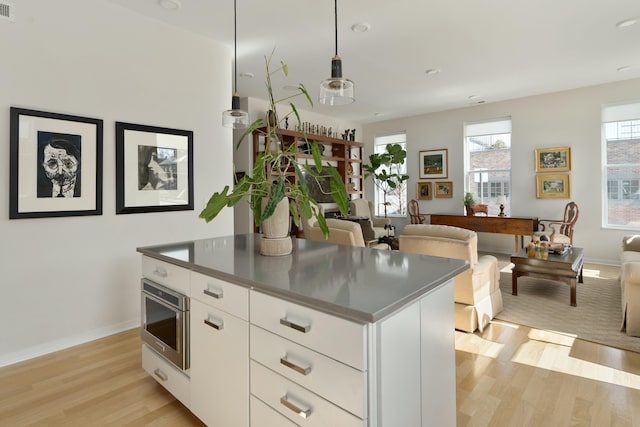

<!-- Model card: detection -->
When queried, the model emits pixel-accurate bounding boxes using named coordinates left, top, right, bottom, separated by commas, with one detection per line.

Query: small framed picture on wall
left=417, top=182, right=432, bottom=200
left=536, top=174, right=571, bottom=198
left=434, top=181, right=453, bottom=198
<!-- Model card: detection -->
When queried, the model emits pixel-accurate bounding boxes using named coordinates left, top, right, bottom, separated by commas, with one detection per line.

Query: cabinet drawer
left=250, top=291, right=366, bottom=370
left=250, top=396, right=298, bottom=427
left=190, top=271, right=248, bottom=320
left=141, top=344, right=190, bottom=407
left=250, top=325, right=366, bottom=419
left=141, top=256, right=189, bottom=295
left=250, top=361, right=364, bottom=427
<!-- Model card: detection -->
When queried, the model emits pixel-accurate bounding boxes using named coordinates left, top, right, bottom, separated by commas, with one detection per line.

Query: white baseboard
left=0, top=319, right=141, bottom=368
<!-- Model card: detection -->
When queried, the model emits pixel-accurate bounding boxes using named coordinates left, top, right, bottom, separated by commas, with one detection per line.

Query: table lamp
left=497, top=195, right=507, bottom=217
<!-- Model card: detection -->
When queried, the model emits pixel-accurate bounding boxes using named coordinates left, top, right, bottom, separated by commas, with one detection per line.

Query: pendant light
left=222, top=0, right=249, bottom=128
left=319, top=0, right=355, bottom=106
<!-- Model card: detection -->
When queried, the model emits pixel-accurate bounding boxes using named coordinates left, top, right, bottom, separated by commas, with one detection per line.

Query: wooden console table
left=430, top=213, right=539, bottom=251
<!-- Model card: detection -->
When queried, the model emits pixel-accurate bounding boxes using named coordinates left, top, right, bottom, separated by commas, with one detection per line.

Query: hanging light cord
left=233, top=0, right=238, bottom=93
left=333, top=0, right=338, bottom=56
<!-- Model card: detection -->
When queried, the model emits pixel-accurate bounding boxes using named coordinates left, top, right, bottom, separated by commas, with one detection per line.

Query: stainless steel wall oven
left=141, top=279, right=189, bottom=371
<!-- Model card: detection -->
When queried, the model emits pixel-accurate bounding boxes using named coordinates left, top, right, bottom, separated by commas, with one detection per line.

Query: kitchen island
left=138, top=234, right=468, bottom=426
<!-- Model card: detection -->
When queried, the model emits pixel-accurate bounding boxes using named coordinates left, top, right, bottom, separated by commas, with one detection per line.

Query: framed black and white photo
left=9, top=107, right=103, bottom=219
left=115, top=122, right=193, bottom=214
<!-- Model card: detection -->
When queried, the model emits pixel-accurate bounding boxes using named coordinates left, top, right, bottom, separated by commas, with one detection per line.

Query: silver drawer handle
left=203, top=288, right=223, bottom=299
left=280, top=356, right=311, bottom=376
left=153, top=368, right=168, bottom=381
left=153, top=267, right=168, bottom=278
left=280, top=395, right=311, bottom=419
left=279, top=317, right=310, bottom=333
left=204, top=317, right=224, bottom=330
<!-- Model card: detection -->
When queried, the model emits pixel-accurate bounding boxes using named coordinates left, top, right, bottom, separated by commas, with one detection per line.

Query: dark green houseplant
left=199, top=50, right=349, bottom=238
left=363, top=144, right=409, bottom=217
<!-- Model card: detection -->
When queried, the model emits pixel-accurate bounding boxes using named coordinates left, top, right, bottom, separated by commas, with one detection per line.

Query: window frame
left=602, top=107, right=640, bottom=230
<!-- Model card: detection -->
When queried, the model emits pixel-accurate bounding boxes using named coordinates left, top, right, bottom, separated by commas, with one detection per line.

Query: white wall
left=363, top=78, right=640, bottom=265
left=0, top=0, right=234, bottom=366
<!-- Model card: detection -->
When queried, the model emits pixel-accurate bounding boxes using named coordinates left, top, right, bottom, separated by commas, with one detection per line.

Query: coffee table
left=510, top=247, right=584, bottom=306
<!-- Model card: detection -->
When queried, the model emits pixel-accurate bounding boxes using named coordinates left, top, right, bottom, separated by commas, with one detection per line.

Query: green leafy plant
left=363, top=144, right=409, bottom=217
left=199, top=49, right=349, bottom=237
left=463, top=191, right=475, bottom=206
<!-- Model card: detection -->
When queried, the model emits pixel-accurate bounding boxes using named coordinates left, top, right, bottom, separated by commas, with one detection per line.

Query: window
left=372, top=132, right=407, bottom=217
left=603, top=102, right=640, bottom=229
left=464, top=118, right=511, bottom=215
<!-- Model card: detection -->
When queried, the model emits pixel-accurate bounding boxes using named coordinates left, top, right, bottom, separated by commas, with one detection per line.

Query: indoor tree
left=363, top=143, right=409, bottom=218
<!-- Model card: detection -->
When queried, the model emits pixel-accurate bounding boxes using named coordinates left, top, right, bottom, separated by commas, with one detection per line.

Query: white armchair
left=399, top=224, right=502, bottom=332
left=349, top=198, right=393, bottom=242
left=305, top=217, right=389, bottom=249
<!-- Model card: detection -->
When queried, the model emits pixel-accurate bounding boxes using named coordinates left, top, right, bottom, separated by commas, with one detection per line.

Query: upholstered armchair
left=399, top=224, right=502, bottom=332
left=305, top=217, right=388, bottom=249
left=621, top=235, right=640, bottom=336
left=349, top=198, right=393, bottom=242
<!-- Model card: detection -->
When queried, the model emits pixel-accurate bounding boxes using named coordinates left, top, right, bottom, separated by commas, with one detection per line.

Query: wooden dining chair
left=536, top=201, right=579, bottom=245
left=408, top=199, right=426, bottom=224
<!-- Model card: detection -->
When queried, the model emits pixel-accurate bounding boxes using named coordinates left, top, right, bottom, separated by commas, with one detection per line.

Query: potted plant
left=199, top=49, right=349, bottom=255
left=463, top=191, right=488, bottom=216
left=362, top=144, right=409, bottom=218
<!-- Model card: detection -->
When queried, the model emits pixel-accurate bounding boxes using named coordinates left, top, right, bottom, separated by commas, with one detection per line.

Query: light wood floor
left=1, top=325, right=640, bottom=427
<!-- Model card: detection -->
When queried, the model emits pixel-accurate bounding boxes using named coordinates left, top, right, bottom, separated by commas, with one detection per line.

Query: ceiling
left=107, top=0, right=640, bottom=124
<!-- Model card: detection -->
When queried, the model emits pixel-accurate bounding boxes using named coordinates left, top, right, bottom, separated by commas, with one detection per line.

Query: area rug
left=490, top=254, right=640, bottom=354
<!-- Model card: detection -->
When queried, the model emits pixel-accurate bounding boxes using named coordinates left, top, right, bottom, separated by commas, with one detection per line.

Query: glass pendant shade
left=320, top=57, right=354, bottom=105
left=222, top=93, right=249, bottom=129
left=319, top=0, right=355, bottom=106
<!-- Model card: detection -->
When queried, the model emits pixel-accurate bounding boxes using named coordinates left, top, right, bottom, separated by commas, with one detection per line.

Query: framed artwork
left=419, top=149, right=448, bottom=179
left=536, top=174, right=571, bottom=198
left=416, top=182, right=432, bottom=200
left=434, top=181, right=453, bottom=198
left=535, top=146, right=571, bottom=172
left=116, top=122, right=194, bottom=214
left=9, top=107, right=103, bottom=219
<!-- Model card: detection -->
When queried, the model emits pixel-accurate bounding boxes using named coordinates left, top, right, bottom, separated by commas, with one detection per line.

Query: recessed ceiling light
left=239, top=72, right=254, bottom=78
left=374, top=112, right=385, bottom=117
left=351, top=23, right=371, bottom=33
left=159, top=0, right=181, bottom=10
left=468, top=95, right=479, bottom=100
left=617, top=66, right=632, bottom=72
left=425, top=68, right=441, bottom=75
left=616, top=18, right=638, bottom=28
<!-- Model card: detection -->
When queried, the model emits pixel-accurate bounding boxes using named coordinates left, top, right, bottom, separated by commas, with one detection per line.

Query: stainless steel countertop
left=137, top=234, right=468, bottom=323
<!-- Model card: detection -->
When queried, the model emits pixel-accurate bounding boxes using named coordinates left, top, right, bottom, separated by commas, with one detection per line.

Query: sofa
left=621, top=235, right=640, bottom=336
left=399, top=224, right=503, bottom=332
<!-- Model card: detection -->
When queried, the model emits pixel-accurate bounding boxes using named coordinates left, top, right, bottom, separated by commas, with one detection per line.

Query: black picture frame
left=115, top=122, right=194, bottom=214
left=9, top=107, right=103, bottom=219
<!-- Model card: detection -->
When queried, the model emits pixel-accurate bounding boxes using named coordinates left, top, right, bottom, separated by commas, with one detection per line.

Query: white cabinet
left=190, top=299, right=249, bottom=427
left=189, top=269, right=249, bottom=427
left=141, top=344, right=190, bottom=407
left=248, top=282, right=456, bottom=427
left=140, top=253, right=456, bottom=427
left=250, top=291, right=366, bottom=370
